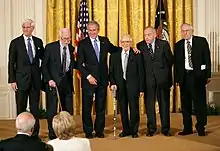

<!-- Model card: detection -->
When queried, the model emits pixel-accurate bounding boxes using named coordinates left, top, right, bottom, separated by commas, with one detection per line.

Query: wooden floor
left=1, top=113, right=220, bottom=151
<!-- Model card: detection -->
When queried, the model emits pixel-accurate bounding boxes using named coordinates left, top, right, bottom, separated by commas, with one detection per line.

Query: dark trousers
left=46, top=73, right=73, bottom=139
left=15, top=85, right=40, bottom=137
left=82, top=85, right=107, bottom=135
left=145, top=81, right=170, bottom=133
left=118, top=80, right=140, bottom=134
left=180, top=71, right=207, bottom=132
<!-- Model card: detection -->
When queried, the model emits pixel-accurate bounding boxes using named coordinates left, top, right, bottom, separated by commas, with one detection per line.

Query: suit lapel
left=86, top=38, right=99, bottom=62
left=19, top=35, right=30, bottom=63
left=99, top=36, right=105, bottom=63
left=127, top=49, right=134, bottom=72
left=56, top=41, right=62, bottom=66
left=117, top=48, right=123, bottom=76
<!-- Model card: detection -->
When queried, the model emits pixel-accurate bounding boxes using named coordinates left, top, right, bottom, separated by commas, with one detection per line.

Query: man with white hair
left=174, top=23, right=211, bottom=136
left=42, top=28, right=76, bottom=140
left=8, top=19, right=44, bottom=139
left=0, top=112, right=51, bottom=151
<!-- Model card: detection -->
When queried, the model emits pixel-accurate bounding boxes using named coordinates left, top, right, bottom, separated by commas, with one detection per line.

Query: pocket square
left=201, top=65, right=206, bottom=70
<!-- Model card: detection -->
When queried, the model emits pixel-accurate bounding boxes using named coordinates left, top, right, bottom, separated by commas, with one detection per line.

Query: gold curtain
left=46, top=0, right=192, bottom=115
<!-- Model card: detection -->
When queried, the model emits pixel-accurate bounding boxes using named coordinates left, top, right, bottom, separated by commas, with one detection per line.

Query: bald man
left=0, top=112, right=51, bottom=151
left=42, top=28, right=76, bottom=139
left=136, top=27, right=173, bottom=137
left=109, top=35, right=144, bottom=138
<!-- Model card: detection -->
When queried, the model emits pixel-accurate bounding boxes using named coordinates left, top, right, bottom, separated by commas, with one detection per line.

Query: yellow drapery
left=46, top=0, right=192, bottom=115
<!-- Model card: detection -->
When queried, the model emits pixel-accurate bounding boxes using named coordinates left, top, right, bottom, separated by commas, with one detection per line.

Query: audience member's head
left=15, top=112, right=35, bottom=136
left=52, top=111, right=75, bottom=140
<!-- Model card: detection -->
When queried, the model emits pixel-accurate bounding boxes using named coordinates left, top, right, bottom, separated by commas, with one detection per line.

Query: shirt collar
left=23, top=35, right=33, bottom=41
left=185, top=36, right=193, bottom=44
left=122, top=49, right=130, bottom=55
left=17, top=132, right=30, bottom=136
left=59, top=41, right=68, bottom=49
left=90, top=36, right=99, bottom=42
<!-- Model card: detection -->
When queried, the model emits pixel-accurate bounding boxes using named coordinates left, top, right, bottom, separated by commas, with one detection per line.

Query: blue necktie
left=27, top=38, right=33, bottom=63
left=94, top=39, right=100, bottom=62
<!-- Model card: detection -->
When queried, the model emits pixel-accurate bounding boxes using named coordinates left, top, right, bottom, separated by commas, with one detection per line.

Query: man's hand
left=88, top=76, right=97, bottom=85
left=11, top=82, right=18, bottom=91
left=133, top=47, right=141, bottom=54
left=49, top=80, right=56, bottom=88
left=207, top=78, right=211, bottom=84
left=140, top=92, right=144, bottom=97
left=110, top=85, right=117, bottom=91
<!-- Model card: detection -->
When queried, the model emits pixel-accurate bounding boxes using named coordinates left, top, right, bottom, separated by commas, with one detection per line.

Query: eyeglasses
left=61, top=37, right=71, bottom=41
left=22, top=26, right=32, bottom=29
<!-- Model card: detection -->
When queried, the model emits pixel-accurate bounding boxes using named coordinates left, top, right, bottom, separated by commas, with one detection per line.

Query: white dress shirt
left=60, top=41, right=71, bottom=72
left=47, top=137, right=91, bottom=151
left=184, top=36, right=193, bottom=70
left=23, top=35, right=36, bottom=57
left=90, top=37, right=100, bottom=53
left=147, top=39, right=156, bottom=53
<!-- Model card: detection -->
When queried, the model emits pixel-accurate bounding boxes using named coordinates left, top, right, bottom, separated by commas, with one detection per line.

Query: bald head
left=16, top=112, right=35, bottom=134
left=59, top=28, right=71, bottom=46
left=144, top=26, right=157, bottom=44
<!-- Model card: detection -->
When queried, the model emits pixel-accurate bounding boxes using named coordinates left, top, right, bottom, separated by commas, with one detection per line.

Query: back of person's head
left=52, top=111, right=75, bottom=140
left=15, top=112, right=35, bottom=135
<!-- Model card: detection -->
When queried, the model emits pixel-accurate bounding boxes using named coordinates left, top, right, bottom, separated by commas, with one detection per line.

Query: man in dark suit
left=0, top=112, right=52, bottom=151
left=136, top=27, right=173, bottom=137
left=77, top=20, right=119, bottom=139
left=42, top=28, right=75, bottom=139
left=8, top=19, right=44, bottom=139
left=109, top=35, right=144, bottom=138
left=174, top=23, right=211, bottom=136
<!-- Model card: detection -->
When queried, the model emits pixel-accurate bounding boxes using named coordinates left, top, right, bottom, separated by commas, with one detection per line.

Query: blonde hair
left=52, top=111, right=75, bottom=140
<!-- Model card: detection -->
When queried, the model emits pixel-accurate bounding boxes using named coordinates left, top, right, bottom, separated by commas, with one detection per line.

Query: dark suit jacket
left=0, top=134, right=50, bottom=151
left=42, top=41, right=75, bottom=90
left=136, top=39, right=173, bottom=88
left=8, top=35, right=44, bottom=90
left=109, top=48, right=145, bottom=98
left=174, top=36, right=211, bottom=86
left=77, top=36, right=117, bottom=89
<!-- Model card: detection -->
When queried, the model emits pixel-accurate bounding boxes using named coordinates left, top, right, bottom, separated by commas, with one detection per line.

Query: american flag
left=155, top=0, right=169, bottom=41
left=75, top=0, right=89, bottom=50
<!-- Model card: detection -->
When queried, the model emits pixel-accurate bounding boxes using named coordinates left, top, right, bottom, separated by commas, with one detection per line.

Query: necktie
left=94, top=39, right=100, bottom=62
left=27, top=38, right=33, bottom=63
left=62, top=46, right=67, bottom=73
left=123, top=53, right=129, bottom=80
left=148, top=43, right=154, bottom=59
left=187, top=41, right=193, bottom=68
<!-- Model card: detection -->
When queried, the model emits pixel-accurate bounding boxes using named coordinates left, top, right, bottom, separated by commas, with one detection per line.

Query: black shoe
left=198, top=131, right=206, bottom=136
left=86, top=133, right=94, bottom=139
left=146, top=131, right=155, bottom=137
left=95, top=132, right=104, bottom=138
left=162, top=132, right=172, bottom=137
left=119, top=132, right=131, bottom=137
left=178, top=130, right=193, bottom=136
left=132, top=134, right=138, bottom=138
